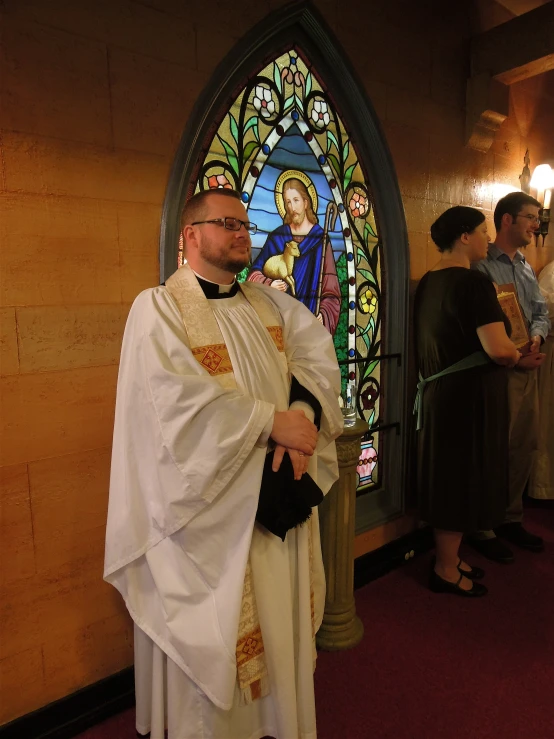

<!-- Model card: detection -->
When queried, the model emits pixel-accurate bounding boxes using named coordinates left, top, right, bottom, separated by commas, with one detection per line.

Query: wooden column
left=316, top=419, right=367, bottom=651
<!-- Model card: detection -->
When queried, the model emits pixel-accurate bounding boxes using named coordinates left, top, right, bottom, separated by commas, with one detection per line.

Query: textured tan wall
left=1, top=0, right=553, bottom=724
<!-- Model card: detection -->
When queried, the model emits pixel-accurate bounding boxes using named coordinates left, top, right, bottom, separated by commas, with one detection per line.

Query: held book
left=495, top=282, right=530, bottom=350
left=256, top=451, right=323, bottom=541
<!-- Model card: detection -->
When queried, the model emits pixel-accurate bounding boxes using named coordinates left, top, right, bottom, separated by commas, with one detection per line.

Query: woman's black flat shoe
left=429, top=569, right=488, bottom=597
left=457, top=558, right=485, bottom=580
left=431, top=556, right=485, bottom=581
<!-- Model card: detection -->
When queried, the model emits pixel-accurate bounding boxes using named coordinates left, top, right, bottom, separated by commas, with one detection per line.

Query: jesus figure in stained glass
left=247, top=171, right=341, bottom=335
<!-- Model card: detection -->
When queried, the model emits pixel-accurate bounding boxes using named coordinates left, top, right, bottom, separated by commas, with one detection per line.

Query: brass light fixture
left=530, top=163, right=553, bottom=244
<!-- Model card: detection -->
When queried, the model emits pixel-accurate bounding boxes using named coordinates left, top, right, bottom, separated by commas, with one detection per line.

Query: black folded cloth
left=256, top=450, right=324, bottom=541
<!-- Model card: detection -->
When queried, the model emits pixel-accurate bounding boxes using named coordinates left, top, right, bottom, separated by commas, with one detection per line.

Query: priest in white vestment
left=104, top=189, right=343, bottom=739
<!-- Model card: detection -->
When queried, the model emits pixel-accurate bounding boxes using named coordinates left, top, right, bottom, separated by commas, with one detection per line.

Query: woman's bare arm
left=476, top=322, right=521, bottom=367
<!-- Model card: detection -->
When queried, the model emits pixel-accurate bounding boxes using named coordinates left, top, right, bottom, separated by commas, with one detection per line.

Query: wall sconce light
left=530, top=163, right=553, bottom=243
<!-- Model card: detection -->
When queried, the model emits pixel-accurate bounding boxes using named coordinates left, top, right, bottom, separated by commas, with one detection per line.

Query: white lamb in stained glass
left=261, top=240, right=301, bottom=296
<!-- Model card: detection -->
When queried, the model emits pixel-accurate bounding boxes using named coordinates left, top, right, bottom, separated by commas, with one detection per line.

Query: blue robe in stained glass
left=250, top=223, right=326, bottom=315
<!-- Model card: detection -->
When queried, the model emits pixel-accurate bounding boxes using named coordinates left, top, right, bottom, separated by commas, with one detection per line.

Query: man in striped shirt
left=469, top=191, right=550, bottom=563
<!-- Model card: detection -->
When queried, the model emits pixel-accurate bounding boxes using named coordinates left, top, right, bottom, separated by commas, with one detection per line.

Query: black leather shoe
left=495, top=523, right=544, bottom=552
left=465, top=536, right=515, bottom=564
left=429, top=569, right=488, bottom=597
left=457, top=558, right=485, bottom=580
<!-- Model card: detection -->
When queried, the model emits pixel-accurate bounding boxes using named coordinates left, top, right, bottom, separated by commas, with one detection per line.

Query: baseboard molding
left=1, top=527, right=434, bottom=739
left=354, top=524, right=434, bottom=589
left=0, top=668, right=135, bottom=739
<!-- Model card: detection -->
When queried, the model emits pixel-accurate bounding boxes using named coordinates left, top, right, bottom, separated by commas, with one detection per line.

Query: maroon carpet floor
left=76, top=503, right=554, bottom=739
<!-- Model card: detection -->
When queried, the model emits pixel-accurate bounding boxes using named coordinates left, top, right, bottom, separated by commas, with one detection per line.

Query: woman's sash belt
left=414, top=351, right=490, bottom=431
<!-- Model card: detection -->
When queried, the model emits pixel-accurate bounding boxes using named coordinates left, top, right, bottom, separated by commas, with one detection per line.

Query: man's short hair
left=494, top=191, right=541, bottom=231
left=180, top=188, right=242, bottom=230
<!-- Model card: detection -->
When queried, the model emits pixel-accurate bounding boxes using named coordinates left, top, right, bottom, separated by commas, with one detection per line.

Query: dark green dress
left=414, top=268, right=510, bottom=532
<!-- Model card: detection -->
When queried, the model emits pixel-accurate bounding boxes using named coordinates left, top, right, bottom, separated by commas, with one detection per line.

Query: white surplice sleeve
left=105, top=287, right=274, bottom=577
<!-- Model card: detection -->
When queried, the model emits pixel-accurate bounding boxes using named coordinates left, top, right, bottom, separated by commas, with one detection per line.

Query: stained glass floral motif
left=311, top=99, right=330, bottom=128
left=253, top=85, right=276, bottom=118
left=360, top=288, right=377, bottom=314
left=349, top=191, right=368, bottom=218
left=180, top=49, right=382, bottom=490
left=208, top=174, right=232, bottom=189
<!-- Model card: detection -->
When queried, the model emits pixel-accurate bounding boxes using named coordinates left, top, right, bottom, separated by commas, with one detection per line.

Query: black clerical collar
left=195, top=274, right=240, bottom=299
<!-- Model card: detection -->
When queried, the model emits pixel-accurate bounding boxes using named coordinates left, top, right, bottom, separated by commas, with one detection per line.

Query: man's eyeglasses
left=191, top=217, right=257, bottom=235
left=515, top=214, right=541, bottom=226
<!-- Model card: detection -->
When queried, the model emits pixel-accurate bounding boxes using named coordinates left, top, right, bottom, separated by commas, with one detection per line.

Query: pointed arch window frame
left=160, top=1, right=410, bottom=533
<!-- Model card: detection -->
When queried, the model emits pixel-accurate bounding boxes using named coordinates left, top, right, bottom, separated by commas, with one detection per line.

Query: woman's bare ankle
left=434, top=562, right=459, bottom=582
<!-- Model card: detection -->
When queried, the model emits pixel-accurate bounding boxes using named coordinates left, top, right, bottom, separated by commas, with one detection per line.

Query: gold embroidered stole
left=165, top=264, right=286, bottom=704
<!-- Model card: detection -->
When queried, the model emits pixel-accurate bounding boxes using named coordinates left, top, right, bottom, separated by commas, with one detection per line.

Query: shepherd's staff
left=315, top=201, right=339, bottom=318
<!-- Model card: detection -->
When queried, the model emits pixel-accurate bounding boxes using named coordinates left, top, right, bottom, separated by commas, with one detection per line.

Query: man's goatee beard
left=214, top=256, right=251, bottom=274
left=201, top=248, right=250, bottom=275
left=227, top=258, right=251, bottom=273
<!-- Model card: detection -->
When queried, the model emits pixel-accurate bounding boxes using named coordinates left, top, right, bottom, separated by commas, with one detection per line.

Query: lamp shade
left=530, top=164, right=554, bottom=190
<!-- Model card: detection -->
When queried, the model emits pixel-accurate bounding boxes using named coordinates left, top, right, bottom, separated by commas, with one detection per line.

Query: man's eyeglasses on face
left=515, top=214, right=541, bottom=226
left=191, top=217, right=257, bottom=235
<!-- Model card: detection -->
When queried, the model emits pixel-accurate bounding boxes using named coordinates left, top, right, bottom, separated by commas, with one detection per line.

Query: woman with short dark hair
left=414, top=206, right=520, bottom=596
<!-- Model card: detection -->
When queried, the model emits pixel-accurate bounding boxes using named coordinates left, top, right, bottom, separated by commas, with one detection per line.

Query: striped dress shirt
left=473, top=244, right=551, bottom=340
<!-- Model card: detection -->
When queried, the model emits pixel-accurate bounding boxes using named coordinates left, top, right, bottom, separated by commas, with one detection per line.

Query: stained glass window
left=180, top=49, right=383, bottom=491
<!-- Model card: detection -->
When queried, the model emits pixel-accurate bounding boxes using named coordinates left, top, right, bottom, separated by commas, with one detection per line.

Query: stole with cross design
left=165, top=263, right=290, bottom=704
